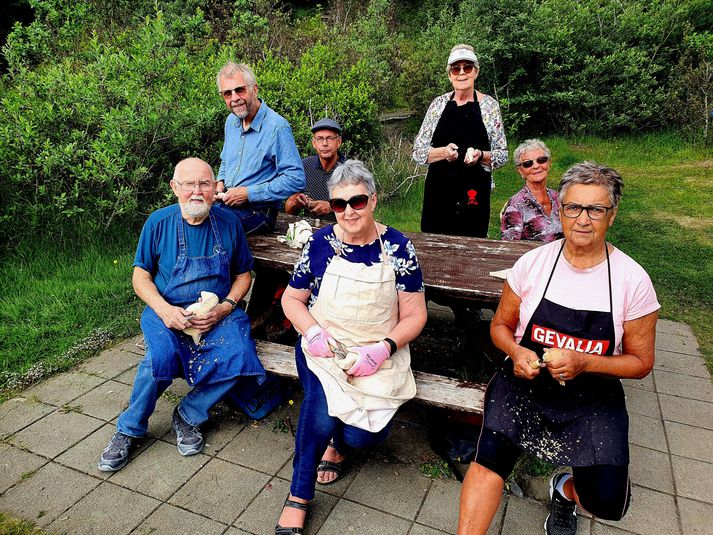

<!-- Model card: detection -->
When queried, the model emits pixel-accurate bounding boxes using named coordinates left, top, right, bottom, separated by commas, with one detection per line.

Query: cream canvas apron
left=302, top=225, right=416, bottom=432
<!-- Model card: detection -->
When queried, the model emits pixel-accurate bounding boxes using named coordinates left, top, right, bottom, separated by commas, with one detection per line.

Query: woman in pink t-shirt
left=458, top=162, right=660, bottom=535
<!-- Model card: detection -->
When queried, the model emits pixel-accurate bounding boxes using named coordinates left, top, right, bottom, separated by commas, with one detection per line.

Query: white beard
left=181, top=200, right=210, bottom=219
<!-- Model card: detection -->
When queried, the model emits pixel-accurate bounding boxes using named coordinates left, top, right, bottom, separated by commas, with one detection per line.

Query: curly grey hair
left=216, top=61, right=257, bottom=91
left=327, top=159, right=376, bottom=196
left=514, top=139, right=551, bottom=167
left=559, top=161, right=624, bottom=208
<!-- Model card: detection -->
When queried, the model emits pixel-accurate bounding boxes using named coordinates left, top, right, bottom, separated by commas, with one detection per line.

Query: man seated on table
left=215, top=61, right=305, bottom=234
left=98, top=157, right=265, bottom=472
left=284, top=118, right=345, bottom=220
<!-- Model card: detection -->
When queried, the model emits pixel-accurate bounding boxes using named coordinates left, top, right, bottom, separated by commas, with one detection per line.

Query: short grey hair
left=559, top=161, right=624, bottom=208
left=327, top=159, right=376, bottom=196
left=216, top=61, right=257, bottom=91
left=514, top=139, right=551, bottom=166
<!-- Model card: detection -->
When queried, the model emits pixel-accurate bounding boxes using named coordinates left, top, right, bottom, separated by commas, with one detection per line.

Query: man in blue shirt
left=285, top=118, right=346, bottom=220
left=98, top=157, right=265, bottom=472
left=215, top=62, right=305, bottom=234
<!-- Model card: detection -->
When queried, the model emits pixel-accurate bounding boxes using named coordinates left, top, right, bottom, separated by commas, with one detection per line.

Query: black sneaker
left=172, top=407, right=204, bottom=456
left=545, top=472, right=577, bottom=535
left=98, top=432, right=136, bottom=472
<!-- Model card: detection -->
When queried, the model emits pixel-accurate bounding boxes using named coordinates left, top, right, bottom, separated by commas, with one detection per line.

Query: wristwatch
left=222, top=298, right=238, bottom=310
left=383, top=337, right=397, bottom=356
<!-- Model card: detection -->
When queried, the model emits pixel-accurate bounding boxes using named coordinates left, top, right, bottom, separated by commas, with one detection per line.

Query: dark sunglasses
left=450, top=63, right=475, bottom=75
left=329, top=194, right=370, bottom=213
left=519, top=156, right=550, bottom=168
left=221, top=85, right=250, bottom=99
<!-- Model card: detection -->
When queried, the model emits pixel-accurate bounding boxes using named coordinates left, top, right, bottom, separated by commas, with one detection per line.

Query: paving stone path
left=1, top=319, right=711, bottom=534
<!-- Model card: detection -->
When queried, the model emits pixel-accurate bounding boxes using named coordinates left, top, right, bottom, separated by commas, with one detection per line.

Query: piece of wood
left=255, top=340, right=485, bottom=414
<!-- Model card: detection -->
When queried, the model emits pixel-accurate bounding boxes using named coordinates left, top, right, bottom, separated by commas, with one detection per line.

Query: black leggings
left=475, top=428, right=631, bottom=521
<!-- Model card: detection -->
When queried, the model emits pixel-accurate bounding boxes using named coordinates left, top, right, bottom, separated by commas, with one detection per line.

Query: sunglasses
left=329, top=194, right=370, bottom=213
left=450, top=63, right=475, bottom=75
left=221, top=85, right=251, bottom=99
left=518, top=156, right=550, bottom=168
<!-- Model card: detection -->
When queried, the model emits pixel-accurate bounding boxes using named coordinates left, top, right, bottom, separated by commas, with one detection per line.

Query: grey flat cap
left=311, top=118, right=342, bottom=134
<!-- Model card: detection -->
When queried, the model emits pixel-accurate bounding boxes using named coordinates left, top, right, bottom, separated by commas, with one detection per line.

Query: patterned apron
left=483, top=242, right=628, bottom=466
left=302, top=224, right=417, bottom=432
left=141, top=211, right=265, bottom=386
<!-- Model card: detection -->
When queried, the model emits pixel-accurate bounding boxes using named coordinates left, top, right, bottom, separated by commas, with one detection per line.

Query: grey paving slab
left=78, top=346, right=141, bottom=379
left=316, top=497, right=411, bottom=535
left=654, top=350, right=709, bottom=378
left=627, top=413, right=668, bottom=453
left=343, top=461, right=430, bottom=519
left=664, top=420, right=713, bottom=463
left=132, top=503, right=227, bottom=535
left=410, top=524, right=452, bottom=535
left=655, top=331, right=700, bottom=354
left=0, top=443, right=47, bottom=493
left=0, top=396, right=55, bottom=438
left=416, top=477, right=461, bottom=533
left=234, top=476, right=337, bottom=535
left=224, top=528, right=253, bottom=535
left=591, top=522, right=642, bottom=534
left=672, top=455, right=713, bottom=505
left=656, top=319, right=696, bottom=338
left=114, top=366, right=138, bottom=385
left=169, top=457, right=271, bottom=524
left=10, top=409, right=104, bottom=459
left=628, top=444, right=674, bottom=494
left=623, top=386, right=661, bottom=419
left=24, top=371, right=106, bottom=407
left=109, top=439, right=209, bottom=501
left=597, top=484, right=680, bottom=534
left=621, top=373, right=655, bottom=392
left=0, top=462, right=100, bottom=527
left=217, top=421, right=295, bottom=475
left=659, top=393, right=713, bottom=430
left=121, top=334, right=147, bottom=356
left=654, top=369, right=713, bottom=403
left=500, top=495, right=592, bottom=535
left=678, top=497, right=713, bottom=535
left=146, top=392, right=177, bottom=439
left=200, top=413, right=247, bottom=456
left=71, top=379, right=132, bottom=421
left=373, top=421, right=437, bottom=464
left=47, top=481, right=160, bottom=535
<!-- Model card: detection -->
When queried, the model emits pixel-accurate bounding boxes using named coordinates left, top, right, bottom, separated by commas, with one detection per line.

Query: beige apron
left=302, top=224, right=416, bottom=432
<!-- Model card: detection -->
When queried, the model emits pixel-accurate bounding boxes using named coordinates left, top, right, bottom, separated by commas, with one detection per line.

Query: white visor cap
left=447, top=48, right=479, bottom=68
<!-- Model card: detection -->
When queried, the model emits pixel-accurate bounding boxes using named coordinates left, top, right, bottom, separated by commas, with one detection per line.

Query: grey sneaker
left=98, top=432, right=136, bottom=472
left=545, top=472, right=577, bottom=535
left=172, top=407, right=203, bottom=456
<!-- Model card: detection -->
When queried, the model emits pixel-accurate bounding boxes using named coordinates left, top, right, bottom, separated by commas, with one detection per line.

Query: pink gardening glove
left=346, top=341, right=391, bottom=377
left=304, top=324, right=336, bottom=357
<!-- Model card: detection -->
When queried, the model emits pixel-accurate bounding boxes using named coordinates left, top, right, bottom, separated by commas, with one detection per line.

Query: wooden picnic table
left=247, top=213, right=538, bottom=308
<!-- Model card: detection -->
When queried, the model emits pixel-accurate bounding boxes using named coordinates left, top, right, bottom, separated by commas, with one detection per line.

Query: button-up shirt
left=218, top=100, right=305, bottom=208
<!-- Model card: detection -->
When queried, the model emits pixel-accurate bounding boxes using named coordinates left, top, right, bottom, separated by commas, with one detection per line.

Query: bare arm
left=426, top=144, right=459, bottom=164
left=281, top=285, right=318, bottom=335
left=385, top=291, right=427, bottom=350
left=490, top=281, right=540, bottom=379
left=133, top=266, right=192, bottom=330
left=544, top=311, right=658, bottom=381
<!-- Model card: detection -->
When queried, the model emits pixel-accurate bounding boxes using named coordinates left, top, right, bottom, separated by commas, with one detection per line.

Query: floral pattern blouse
left=500, top=185, right=564, bottom=243
left=412, top=91, right=508, bottom=173
left=289, top=225, right=425, bottom=308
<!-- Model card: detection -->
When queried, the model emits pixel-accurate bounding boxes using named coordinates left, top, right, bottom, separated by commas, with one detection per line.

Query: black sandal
left=316, top=440, right=345, bottom=485
left=275, top=495, right=309, bottom=535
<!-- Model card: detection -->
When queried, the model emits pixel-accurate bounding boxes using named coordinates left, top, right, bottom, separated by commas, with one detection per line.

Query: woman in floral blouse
left=501, top=139, right=563, bottom=243
left=412, top=44, right=508, bottom=238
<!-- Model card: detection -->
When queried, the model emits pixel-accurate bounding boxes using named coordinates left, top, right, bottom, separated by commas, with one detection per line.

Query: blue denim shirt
left=218, top=100, right=305, bottom=208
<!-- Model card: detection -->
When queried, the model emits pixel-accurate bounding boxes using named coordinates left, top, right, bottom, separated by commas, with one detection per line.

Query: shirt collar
left=231, top=98, right=266, bottom=133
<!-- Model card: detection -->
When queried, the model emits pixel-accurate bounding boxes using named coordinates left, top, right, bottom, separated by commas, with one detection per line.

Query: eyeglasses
left=329, top=194, right=370, bottom=213
left=449, top=63, right=475, bottom=75
left=220, top=85, right=251, bottom=99
left=313, top=135, right=340, bottom=143
left=561, top=203, right=614, bottom=220
left=518, top=156, right=550, bottom=168
left=174, top=180, right=214, bottom=192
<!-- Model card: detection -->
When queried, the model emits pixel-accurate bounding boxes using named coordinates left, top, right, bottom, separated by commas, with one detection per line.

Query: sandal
left=316, top=440, right=345, bottom=485
left=275, top=495, right=309, bottom=535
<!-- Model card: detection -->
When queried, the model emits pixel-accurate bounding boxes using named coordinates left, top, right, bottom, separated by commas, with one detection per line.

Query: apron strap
left=207, top=210, right=225, bottom=252
left=176, top=210, right=187, bottom=257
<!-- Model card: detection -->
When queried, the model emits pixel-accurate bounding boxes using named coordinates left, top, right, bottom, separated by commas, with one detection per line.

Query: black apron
left=483, top=241, right=629, bottom=467
left=421, top=97, right=492, bottom=237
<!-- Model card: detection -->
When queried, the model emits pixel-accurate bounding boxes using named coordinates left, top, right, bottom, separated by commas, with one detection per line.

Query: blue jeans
left=116, top=352, right=238, bottom=437
left=217, top=204, right=277, bottom=235
left=290, top=344, right=392, bottom=500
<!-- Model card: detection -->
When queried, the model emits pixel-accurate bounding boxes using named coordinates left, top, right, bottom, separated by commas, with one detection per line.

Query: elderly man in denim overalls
left=98, top=157, right=265, bottom=471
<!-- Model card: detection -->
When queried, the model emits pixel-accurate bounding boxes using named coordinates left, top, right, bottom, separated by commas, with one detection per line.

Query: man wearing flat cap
left=285, top=118, right=346, bottom=219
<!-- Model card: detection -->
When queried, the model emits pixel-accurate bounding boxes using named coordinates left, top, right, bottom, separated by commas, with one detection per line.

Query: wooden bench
left=255, top=339, right=486, bottom=414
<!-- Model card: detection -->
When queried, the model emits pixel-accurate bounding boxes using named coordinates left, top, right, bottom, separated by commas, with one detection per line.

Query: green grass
left=0, top=512, right=54, bottom=535
left=376, top=132, right=713, bottom=366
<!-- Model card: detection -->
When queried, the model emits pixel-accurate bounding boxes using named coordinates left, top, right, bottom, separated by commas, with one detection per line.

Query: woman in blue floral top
left=501, top=139, right=563, bottom=243
left=412, top=44, right=508, bottom=238
left=275, top=160, right=427, bottom=534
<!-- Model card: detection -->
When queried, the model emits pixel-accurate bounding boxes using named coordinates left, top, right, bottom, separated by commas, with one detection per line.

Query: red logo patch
left=467, top=189, right=478, bottom=205
left=531, top=324, right=610, bottom=355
